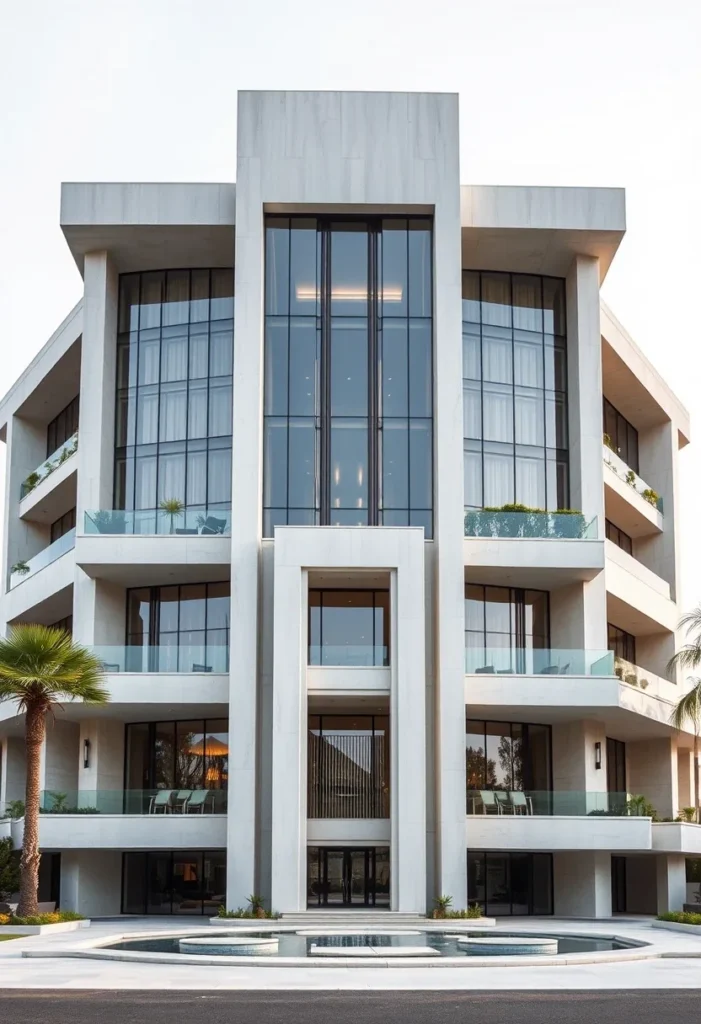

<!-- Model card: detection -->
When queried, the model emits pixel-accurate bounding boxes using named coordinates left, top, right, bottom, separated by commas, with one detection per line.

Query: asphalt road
left=0, top=990, right=698, bottom=1024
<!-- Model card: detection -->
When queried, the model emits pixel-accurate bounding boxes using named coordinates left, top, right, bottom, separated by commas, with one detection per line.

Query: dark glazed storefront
left=122, top=850, right=226, bottom=915
left=307, top=847, right=390, bottom=907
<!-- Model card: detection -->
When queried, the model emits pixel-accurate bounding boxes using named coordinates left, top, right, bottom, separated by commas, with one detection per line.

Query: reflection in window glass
left=264, top=217, right=433, bottom=536
left=115, top=270, right=233, bottom=516
left=463, top=272, right=568, bottom=510
left=308, top=589, right=389, bottom=666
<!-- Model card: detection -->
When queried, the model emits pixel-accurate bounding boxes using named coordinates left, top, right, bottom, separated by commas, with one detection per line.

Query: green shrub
left=0, top=910, right=84, bottom=926
left=216, top=905, right=280, bottom=920
left=658, top=911, right=701, bottom=926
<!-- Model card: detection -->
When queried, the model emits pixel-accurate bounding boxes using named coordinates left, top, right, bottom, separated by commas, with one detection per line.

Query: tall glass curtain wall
left=604, top=397, right=639, bottom=472
left=466, top=719, right=552, bottom=812
left=263, top=217, right=433, bottom=535
left=468, top=852, right=553, bottom=916
left=125, top=719, right=229, bottom=812
left=127, top=583, right=230, bottom=672
left=462, top=272, right=568, bottom=510
left=309, top=589, right=389, bottom=666
left=47, top=396, right=79, bottom=456
left=465, top=583, right=549, bottom=672
left=115, top=270, right=234, bottom=521
left=308, top=715, right=390, bottom=818
left=122, top=851, right=226, bottom=915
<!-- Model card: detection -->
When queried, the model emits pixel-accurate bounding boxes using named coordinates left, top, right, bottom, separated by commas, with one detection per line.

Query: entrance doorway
left=307, top=847, right=390, bottom=907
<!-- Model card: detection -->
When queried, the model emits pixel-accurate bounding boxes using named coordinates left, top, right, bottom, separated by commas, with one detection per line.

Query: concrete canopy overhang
left=460, top=185, right=626, bottom=281
left=60, top=182, right=236, bottom=275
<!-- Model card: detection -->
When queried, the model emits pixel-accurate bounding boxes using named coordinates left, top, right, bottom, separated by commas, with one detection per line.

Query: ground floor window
left=122, top=850, right=226, bottom=915
left=468, top=851, right=552, bottom=915
left=307, top=846, right=390, bottom=907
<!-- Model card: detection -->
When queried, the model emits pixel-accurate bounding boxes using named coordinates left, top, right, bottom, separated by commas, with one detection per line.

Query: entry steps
left=279, top=911, right=432, bottom=928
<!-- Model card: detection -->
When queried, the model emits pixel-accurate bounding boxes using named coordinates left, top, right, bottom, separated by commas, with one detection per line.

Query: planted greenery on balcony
left=83, top=506, right=231, bottom=536
left=603, top=437, right=663, bottom=512
left=465, top=647, right=614, bottom=676
left=20, top=431, right=78, bottom=499
left=8, top=528, right=76, bottom=589
left=464, top=504, right=596, bottom=539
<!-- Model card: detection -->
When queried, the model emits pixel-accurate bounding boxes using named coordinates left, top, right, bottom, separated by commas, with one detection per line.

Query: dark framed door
left=307, top=847, right=389, bottom=907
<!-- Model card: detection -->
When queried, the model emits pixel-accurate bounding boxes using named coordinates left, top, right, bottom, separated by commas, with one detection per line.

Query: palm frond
left=0, top=625, right=108, bottom=713
left=668, top=643, right=701, bottom=674
left=678, top=606, right=701, bottom=636
left=669, top=678, right=701, bottom=732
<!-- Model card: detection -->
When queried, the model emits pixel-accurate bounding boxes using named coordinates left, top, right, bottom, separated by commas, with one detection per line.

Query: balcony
left=465, top=647, right=613, bottom=676
left=605, top=540, right=676, bottom=633
left=614, top=656, right=679, bottom=703
left=465, top=509, right=597, bottom=540
left=20, top=432, right=78, bottom=500
left=603, top=445, right=664, bottom=540
left=39, top=788, right=228, bottom=814
left=76, top=508, right=231, bottom=585
left=9, top=527, right=76, bottom=590
left=466, top=790, right=653, bottom=851
left=463, top=510, right=604, bottom=586
left=83, top=507, right=231, bottom=536
left=93, top=644, right=229, bottom=674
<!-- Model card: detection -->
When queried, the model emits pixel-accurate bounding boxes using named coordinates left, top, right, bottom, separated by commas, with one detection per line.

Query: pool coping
left=21, top=923, right=667, bottom=969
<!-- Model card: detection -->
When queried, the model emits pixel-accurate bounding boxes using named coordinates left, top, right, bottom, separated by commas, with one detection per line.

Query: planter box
left=651, top=919, right=701, bottom=936
left=209, top=917, right=278, bottom=927
left=0, top=919, right=90, bottom=936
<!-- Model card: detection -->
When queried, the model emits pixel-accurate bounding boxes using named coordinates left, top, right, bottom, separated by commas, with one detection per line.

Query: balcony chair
left=493, top=791, right=513, bottom=813
left=509, top=791, right=533, bottom=815
left=474, top=665, right=496, bottom=674
left=200, top=516, right=227, bottom=535
left=478, top=790, right=502, bottom=814
left=192, top=663, right=213, bottom=672
left=173, top=790, right=193, bottom=812
left=149, top=790, right=176, bottom=813
left=185, top=789, right=210, bottom=813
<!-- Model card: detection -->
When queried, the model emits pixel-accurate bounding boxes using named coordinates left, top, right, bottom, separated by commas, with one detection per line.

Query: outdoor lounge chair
left=200, top=516, right=227, bottom=535
left=185, top=789, right=210, bottom=813
left=149, top=790, right=175, bottom=813
left=478, top=790, right=501, bottom=814
left=494, top=791, right=513, bottom=813
left=173, top=790, right=193, bottom=812
left=510, top=791, right=533, bottom=815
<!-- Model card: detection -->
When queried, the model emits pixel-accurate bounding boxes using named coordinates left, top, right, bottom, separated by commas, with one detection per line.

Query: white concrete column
left=628, top=737, right=678, bottom=819
left=678, top=749, right=694, bottom=810
left=553, top=851, right=612, bottom=917
left=656, top=854, right=686, bottom=914
left=552, top=719, right=608, bottom=798
left=78, top=719, right=124, bottom=808
left=60, top=850, right=122, bottom=916
left=637, top=420, right=681, bottom=603
left=43, top=720, right=80, bottom=795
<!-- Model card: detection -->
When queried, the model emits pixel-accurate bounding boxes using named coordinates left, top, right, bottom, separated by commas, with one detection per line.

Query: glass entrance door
left=307, top=847, right=389, bottom=907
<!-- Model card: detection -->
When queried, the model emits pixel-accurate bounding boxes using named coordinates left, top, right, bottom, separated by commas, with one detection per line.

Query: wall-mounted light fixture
left=594, top=741, right=602, bottom=770
left=83, top=738, right=91, bottom=769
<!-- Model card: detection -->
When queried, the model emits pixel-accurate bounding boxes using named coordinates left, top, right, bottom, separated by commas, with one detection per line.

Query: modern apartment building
left=0, top=90, right=695, bottom=919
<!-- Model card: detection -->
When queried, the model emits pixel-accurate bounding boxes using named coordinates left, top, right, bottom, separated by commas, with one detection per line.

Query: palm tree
left=0, top=625, right=108, bottom=916
left=669, top=679, right=701, bottom=824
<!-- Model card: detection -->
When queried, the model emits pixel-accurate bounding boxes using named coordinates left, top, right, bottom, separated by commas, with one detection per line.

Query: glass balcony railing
left=9, top=528, right=76, bottom=589
left=93, top=644, right=229, bottom=673
left=308, top=645, right=389, bottom=668
left=465, top=647, right=614, bottom=676
left=464, top=509, right=597, bottom=539
left=83, top=507, right=231, bottom=536
left=467, top=790, right=646, bottom=816
left=20, top=432, right=79, bottom=499
left=39, top=788, right=228, bottom=815
left=603, top=443, right=663, bottom=513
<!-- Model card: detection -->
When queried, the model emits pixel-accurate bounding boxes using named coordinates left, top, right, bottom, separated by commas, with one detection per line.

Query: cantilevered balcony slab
left=652, top=822, right=701, bottom=856
left=75, top=534, right=230, bottom=586
left=603, top=452, right=663, bottom=539
left=605, top=540, right=677, bottom=633
left=33, top=813, right=227, bottom=851
left=466, top=813, right=651, bottom=852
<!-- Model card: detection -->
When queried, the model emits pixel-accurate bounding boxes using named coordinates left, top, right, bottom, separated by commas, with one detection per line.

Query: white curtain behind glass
left=483, top=451, right=513, bottom=506
left=208, top=449, right=232, bottom=504
left=483, top=384, right=513, bottom=443
left=514, top=390, right=543, bottom=446
left=464, top=449, right=482, bottom=507
left=160, top=386, right=187, bottom=441
left=516, top=457, right=545, bottom=507
left=161, top=334, right=188, bottom=381
left=186, top=451, right=207, bottom=506
left=157, top=453, right=186, bottom=503
left=209, top=383, right=232, bottom=436
left=137, top=392, right=158, bottom=444
left=135, top=456, right=157, bottom=509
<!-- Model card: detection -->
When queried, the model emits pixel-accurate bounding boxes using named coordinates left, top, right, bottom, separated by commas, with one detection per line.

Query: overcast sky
left=1, top=0, right=699, bottom=607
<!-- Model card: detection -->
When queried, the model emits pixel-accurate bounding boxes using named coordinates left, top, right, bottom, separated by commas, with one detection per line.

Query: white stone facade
left=0, top=90, right=694, bottom=919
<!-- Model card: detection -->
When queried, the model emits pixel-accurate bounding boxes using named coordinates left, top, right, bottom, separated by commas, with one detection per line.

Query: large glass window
left=466, top=719, right=552, bottom=805
left=264, top=217, right=433, bottom=536
left=468, top=852, right=552, bottom=916
left=608, top=622, right=636, bottom=664
left=115, top=269, right=233, bottom=515
left=603, top=397, right=639, bottom=472
left=50, top=507, right=76, bottom=544
left=463, top=272, right=568, bottom=510
left=308, top=714, right=389, bottom=819
left=126, top=582, right=230, bottom=671
left=465, top=583, right=549, bottom=671
left=122, top=850, right=226, bottom=915
left=605, top=519, right=633, bottom=556
left=308, top=589, right=389, bottom=666
left=47, top=396, right=79, bottom=457
left=124, top=718, right=229, bottom=813
left=606, top=737, right=627, bottom=794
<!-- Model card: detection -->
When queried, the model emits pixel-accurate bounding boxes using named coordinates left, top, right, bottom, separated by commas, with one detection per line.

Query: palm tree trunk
left=16, top=702, right=46, bottom=917
left=691, top=733, right=695, bottom=827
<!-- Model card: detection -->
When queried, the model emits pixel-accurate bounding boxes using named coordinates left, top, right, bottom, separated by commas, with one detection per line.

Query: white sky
left=1, top=0, right=700, bottom=608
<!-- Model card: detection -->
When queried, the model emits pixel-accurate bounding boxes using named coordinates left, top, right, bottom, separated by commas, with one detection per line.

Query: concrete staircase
left=279, top=910, right=431, bottom=928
